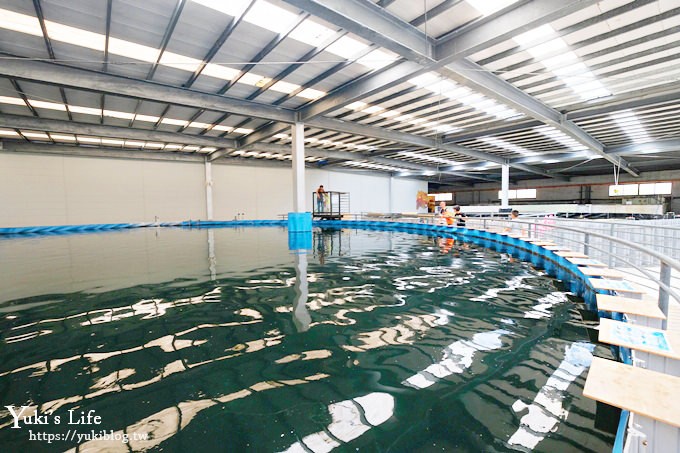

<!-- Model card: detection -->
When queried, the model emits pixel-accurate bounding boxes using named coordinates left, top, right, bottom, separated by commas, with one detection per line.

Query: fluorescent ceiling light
left=467, top=0, right=519, bottom=16
left=362, top=106, right=383, bottom=114
left=135, top=114, right=160, bottom=123
left=125, top=140, right=145, bottom=147
left=240, top=73, right=271, bottom=87
left=182, top=145, right=200, bottom=151
left=161, top=118, right=189, bottom=127
left=553, top=62, right=589, bottom=77
left=433, top=124, right=461, bottom=134
left=542, top=51, right=579, bottom=70
left=0, top=95, right=26, bottom=106
left=50, top=134, right=76, bottom=141
left=356, top=49, right=397, bottom=70
left=270, top=80, right=300, bottom=94
left=459, top=93, right=485, bottom=105
left=478, top=136, right=536, bottom=156
left=191, top=0, right=250, bottom=17
left=289, top=19, right=335, bottom=46
left=233, top=128, right=253, bottom=134
left=44, top=21, right=105, bottom=52
left=201, top=64, right=240, bottom=81
left=145, top=142, right=164, bottom=148
left=514, top=24, right=555, bottom=47
left=78, top=136, right=101, bottom=143
left=400, top=151, right=460, bottom=166
left=69, top=105, right=101, bottom=116
left=164, top=144, right=182, bottom=150
left=101, top=138, right=124, bottom=145
left=527, top=38, right=568, bottom=58
left=325, top=35, right=368, bottom=59
left=22, top=131, right=50, bottom=139
left=0, top=8, right=42, bottom=36
left=187, top=122, right=211, bottom=129
left=378, top=110, right=400, bottom=118
left=408, top=72, right=440, bottom=88
left=297, top=88, right=326, bottom=100
left=611, top=110, right=650, bottom=143
left=346, top=101, right=367, bottom=110
left=108, top=37, right=159, bottom=63
left=211, top=125, right=234, bottom=132
left=158, top=52, right=203, bottom=73
left=29, top=99, right=66, bottom=111
left=243, top=0, right=299, bottom=34
left=103, top=110, right=135, bottom=120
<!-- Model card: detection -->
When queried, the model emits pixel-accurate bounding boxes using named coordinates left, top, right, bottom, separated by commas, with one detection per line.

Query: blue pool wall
left=0, top=218, right=620, bottom=319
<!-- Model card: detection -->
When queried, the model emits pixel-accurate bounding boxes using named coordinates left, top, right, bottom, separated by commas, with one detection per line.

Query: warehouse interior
left=1, top=0, right=679, bottom=225
left=2, top=2, right=680, bottom=452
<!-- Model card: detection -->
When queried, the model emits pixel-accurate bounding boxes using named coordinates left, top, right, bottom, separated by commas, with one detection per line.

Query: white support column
left=389, top=176, right=394, bottom=213
left=291, top=122, right=305, bottom=213
left=501, top=163, right=510, bottom=209
left=204, top=158, right=214, bottom=220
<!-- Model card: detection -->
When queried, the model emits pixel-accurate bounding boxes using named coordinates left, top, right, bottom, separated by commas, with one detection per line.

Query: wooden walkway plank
left=596, top=294, right=666, bottom=319
left=584, top=357, right=680, bottom=428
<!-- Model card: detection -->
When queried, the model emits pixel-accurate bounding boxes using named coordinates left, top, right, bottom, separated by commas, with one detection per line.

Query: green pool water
left=0, top=227, right=614, bottom=452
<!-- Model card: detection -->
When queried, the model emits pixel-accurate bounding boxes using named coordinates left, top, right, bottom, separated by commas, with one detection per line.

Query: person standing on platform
left=503, top=209, right=524, bottom=235
left=316, top=185, right=326, bottom=213
left=453, top=205, right=467, bottom=227
left=438, top=202, right=454, bottom=226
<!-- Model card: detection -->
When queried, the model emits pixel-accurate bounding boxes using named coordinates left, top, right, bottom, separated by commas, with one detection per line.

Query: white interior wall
left=0, top=153, right=206, bottom=227
left=1, top=152, right=427, bottom=227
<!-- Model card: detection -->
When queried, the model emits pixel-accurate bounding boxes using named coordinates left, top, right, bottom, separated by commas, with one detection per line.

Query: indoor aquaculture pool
left=0, top=226, right=616, bottom=452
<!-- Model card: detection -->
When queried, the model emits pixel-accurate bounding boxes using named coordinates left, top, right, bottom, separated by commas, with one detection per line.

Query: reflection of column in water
left=293, top=252, right=311, bottom=332
left=281, top=392, right=394, bottom=452
left=507, top=342, right=595, bottom=450
left=208, top=229, right=216, bottom=280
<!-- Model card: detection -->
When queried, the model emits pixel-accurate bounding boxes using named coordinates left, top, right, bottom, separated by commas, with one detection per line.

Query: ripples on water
left=0, top=227, right=614, bottom=452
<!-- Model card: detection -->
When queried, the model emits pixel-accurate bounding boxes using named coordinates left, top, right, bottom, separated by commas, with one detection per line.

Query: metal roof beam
left=0, top=58, right=563, bottom=179
left=442, top=59, right=638, bottom=177
left=282, top=0, right=434, bottom=64
left=279, top=0, right=635, bottom=176
left=0, top=58, right=295, bottom=123
left=1, top=141, right=205, bottom=163
left=0, top=114, right=238, bottom=149
left=435, top=0, right=600, bottom=62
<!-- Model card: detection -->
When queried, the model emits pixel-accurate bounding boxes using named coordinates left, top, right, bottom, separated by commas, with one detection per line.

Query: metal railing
left=313, top=191, right=349, bottom=218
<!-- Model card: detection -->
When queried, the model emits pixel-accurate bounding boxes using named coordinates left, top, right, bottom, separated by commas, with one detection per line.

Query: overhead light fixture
left=289, top=18, right=336, bottom=46
left=191, top=0, right=250, bottom=17
left=478, top=136, right=537, bottom=156
left=346, top=101, right=367, bottom=111
left=362, top=106, right=384, bottom=114
left=269, top=80, right=300, bottom=94
left=611, top=110, right=651, bottom=143
left=356, top=48, right=398, bottom=70
left=50, top=134, right=76, bottom=141
left=242, top=0, right=299, bottom=34
left=408, top=72, right=440, bottom=88
left=467, top=0, right=520, bottom=16
left=325, top=35, right=369, bottom=59
left=297, top=88, right=326, bottom=100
